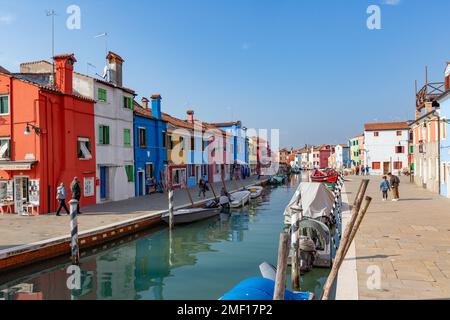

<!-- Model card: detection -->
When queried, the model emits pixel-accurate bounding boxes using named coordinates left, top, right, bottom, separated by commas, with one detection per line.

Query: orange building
left=0, top=54, right=96, bottom=215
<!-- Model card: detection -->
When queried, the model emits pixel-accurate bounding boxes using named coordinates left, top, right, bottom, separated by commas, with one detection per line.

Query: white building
left=74, top=52, right=135, bottom=203
left=334, top=144, right=350, bottom=170
left=364, top=122, right=410, bottom=176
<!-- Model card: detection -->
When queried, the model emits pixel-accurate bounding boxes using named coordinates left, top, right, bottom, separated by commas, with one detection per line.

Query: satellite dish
left=101, top=65, right=109, bottom=79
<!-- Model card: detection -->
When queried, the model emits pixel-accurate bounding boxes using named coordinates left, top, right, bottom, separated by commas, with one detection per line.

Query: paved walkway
left=0, top=177, right=263, bottom=250
left=344, top=175, right=450, bottom=300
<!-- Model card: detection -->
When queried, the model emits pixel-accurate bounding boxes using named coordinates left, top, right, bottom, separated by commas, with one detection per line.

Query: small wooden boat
left=245, top=186, right=263, bottom=199
left=161, top=201, right=222, bottom=225
left=310, top=169, right=338, bottom=183
left=268, top=175, right=285, bottom=185
left=229, top=190, right=251, bottom=208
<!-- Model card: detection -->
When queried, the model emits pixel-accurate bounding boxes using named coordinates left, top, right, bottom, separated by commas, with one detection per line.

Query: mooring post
left=168, top=188, right=174, bottom=230
left=69, top=199, right=80, bottom=265
left=291, top=210, right=301, bottom=292
left=273, top=232, right=290, bottom=300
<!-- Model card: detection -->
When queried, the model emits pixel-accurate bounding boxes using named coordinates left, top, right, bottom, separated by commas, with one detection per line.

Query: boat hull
left=161, top=208, right=221, bottom=225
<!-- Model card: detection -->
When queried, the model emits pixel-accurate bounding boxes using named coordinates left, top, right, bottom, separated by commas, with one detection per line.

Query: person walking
left=70, top=177, right=82, bottom=214
left=388, top=172, right=400, bottom=201
left=56, top=182, right=70, bottom=216
left=366, top=165, right=370, bottom=176
left=198, top=177, right=208, bottom=198
left=355, top=165, right=360, bottom=176
left=379, top=176, right=391, bottom=201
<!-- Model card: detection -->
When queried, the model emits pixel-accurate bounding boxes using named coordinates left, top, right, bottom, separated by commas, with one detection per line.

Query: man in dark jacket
left=70, top=177, right=82, bottom=214
left=387, top=173, right=400, bottom=201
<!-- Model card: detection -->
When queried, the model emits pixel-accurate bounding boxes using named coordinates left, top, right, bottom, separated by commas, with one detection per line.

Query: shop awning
left=0, top=161, right=37, bottom=170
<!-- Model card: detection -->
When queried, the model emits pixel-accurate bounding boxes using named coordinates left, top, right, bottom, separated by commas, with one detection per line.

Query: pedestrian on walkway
left=198, top=177, right=208, bottom=198
left=56, top=182, right=70, bottom=216
left=70, top=177, right=82, bottom=214
left=366, top=165, right=370, bottom=176
left=380, top=176, right=391, bottom=201
left=388, top=172, right=400, bottom=201
left=355, top=165, right=360, bottom=176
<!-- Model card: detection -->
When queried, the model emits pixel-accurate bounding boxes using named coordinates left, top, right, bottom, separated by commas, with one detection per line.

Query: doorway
left=100, top=167, right=109, bottom=200
left=138, top=170, right=145, bottom=196
left=14, top=176, right=29, bottom=214
left=383, top=162, right=390, bottom=175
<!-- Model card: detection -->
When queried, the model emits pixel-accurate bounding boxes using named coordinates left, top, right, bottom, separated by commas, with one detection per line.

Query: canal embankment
left=0, top=176, right=267, bottom=273
left=335, top=175, right=450, bottom=300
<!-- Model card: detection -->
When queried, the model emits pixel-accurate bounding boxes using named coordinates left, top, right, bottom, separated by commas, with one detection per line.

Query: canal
left=0, top=173, right=330, bottom=300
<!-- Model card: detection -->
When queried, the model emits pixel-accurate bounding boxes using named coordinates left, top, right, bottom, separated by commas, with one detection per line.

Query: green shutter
left=128, top=97, right=133, bottom=109
left=125, top=165, right=134, bottom=182
left=99, top=125, right=104, bottom=144
left=124, top=129, right=131, bottom=146
left=98, top=88, right=107, bottom=102
left=105, top=126, right=110, bottom=145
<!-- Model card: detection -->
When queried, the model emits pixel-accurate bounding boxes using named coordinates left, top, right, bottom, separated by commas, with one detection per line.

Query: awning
left=0, top=161, right=37, bottom=171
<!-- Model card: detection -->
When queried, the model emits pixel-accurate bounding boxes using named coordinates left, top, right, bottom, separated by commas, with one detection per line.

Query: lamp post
left=24, top=123, right=41, bottom=136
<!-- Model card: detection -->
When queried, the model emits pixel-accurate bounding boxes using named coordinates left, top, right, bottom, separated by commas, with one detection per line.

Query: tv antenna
left=87, top=62, right=96, bottom=76
left=94, top=32, right=109, bottom=80
left=46, top=9, right=57, bottom=87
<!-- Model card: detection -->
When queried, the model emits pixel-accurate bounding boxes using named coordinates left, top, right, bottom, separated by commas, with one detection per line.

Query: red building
left=318, top=144, right=334, bottom=169
left=0, top=54, right=96, bottom=215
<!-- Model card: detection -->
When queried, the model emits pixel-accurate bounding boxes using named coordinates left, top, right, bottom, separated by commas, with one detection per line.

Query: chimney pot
left=107, top=51, right=124, bottom=87
left=187, top=110, right=194, bottom=123
left=142, top=97, right=149, bottom=109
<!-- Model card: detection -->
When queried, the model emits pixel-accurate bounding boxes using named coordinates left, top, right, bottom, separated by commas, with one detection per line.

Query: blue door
left=138, top=171, right=144, bottom=196
left=100, top=167, right=107, bottom=199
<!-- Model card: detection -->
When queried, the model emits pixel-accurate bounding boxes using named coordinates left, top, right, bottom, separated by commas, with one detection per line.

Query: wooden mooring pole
left=291, top=210, right=301, bottom=292
left=69, top=199, right=80, bottom=265
left=321, top=179, right=370, bottom=300
left=273, top=232, right=290, bottom=300
left=343, top=196, right=372, bottom=258
left=183, top=182, right=194, bottom=206
left=168, top=189, right=174, bottom=230
left=209, top=183, right=218, bottom=201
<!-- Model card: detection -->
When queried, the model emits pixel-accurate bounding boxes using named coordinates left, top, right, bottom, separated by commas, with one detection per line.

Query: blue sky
left=1, top=0, right=449, bottom=148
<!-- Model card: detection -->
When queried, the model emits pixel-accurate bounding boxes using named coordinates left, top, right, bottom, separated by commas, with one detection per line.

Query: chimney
left=445, top=62, right=450, bottom=91
left=141, top=97, right=149, bottom=109
left=151, top=94, right=162, bottom=120
left=107, top=51, right=124, bottom=87
left=425, top=101, right=433, bottom=113
left=187, top=110, right=194, bottom=123
left=53, top=53, right=76, bottom=95
left=415, top=110, right=421, bottom=120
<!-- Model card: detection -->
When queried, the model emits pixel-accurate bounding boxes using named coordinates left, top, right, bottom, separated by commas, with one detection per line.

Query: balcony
left=416, top=82, right=445, bottom=111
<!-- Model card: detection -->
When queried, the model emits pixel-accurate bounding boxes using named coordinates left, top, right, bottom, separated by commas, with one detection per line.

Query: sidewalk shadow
left=348, top=254, right=400, bottom=261
left=398, top=198, right=433, bottom=201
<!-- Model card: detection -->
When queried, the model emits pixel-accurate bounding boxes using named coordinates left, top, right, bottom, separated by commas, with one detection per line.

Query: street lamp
left=24, top=123, right=41, bottom=136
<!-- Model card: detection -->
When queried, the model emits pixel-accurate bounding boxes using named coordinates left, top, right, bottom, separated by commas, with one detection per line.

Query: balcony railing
left=416, top=82, right=445, bottom=111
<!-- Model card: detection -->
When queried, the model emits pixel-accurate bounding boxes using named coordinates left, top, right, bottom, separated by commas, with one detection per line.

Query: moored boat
left=245, top=186, right=263, bottom=199
left=310, top=169, right=338, bottom=183
left=161, top=200, right=222, bottom=225
left=229, top=190, right=251, bottom=208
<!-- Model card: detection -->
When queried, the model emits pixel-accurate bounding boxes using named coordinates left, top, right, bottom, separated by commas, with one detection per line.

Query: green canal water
left=0, top=174, right=330, bottom=300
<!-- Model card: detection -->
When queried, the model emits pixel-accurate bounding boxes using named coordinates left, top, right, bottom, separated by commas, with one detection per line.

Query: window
left=396, top=131, right=402, bottom=136
left=395, top=146, right=405, bottom=154
left=179, top=137, right=185, bottom=150
left=202, top=164, right=207, bottom=176
left=189, top=165, right=195, bottom=177
left=123, top=96, right=133, bottom=110
left=162, top=132, right=167, bottom=148
left=138, top=128, right=147, bottom=148
left=0, top=138, right=10, bottom=159
left=146, top=163, right=154, bottom=180
left=191, top=136, right=195, bottom=151
left=0, top=95, right=9, bottom=114
left=410, top=146, right=414, bottom=154
left=125, top=165, right=134, bottom=182
left=99, top=125, right=110, bottom=145
left=77, top=137, right=92, bottom=160
left=394, top=162, right=403, bottom=170
left=123, top=129, right=131, bottom=147
left=372, top=162, right=381, bottom=170
left=98, top=88, right=107, bottom=102
left=374, top=132, right=379, bottom=137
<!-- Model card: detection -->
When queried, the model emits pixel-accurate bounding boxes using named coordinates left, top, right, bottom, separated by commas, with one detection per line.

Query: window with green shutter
left=124, top=129, right=131, bottom=147
left=0, top=96, right=9, bottom=114
left=123, top=96, right=133, bottom=109
left=98, top=88, right=107, bottom=102
left=125, top=165, right=135, bottom=182
left=99, top=125, right=110, bottom=145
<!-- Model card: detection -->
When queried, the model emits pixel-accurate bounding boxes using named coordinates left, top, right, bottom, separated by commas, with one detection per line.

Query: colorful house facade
left=334, top=144, right=351, bottom=170
left=0, top=54, right=97, bottom=215
left=133, top=96, right=167, bottom=196
left=438, top=63, right=450, bottom=197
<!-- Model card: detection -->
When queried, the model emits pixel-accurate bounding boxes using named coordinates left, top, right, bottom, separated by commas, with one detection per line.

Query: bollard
left=168, top=189, right=174, bottom=230
left=69, top=199, right=80, bottom=265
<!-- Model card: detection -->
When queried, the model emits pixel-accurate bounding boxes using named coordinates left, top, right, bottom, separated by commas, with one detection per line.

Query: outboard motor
left=299, top=236, right=316, bottom=274
left=205, top=199, right=218, bottom=208
left=219, top=195, right=230, bottom=208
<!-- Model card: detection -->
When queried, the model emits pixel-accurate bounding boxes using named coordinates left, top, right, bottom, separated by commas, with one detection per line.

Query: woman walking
left=56, top=182, right=70, bottom=216
left=380, top=176, right=391, bottom=201
left=70, top=177, right=82, bottom=214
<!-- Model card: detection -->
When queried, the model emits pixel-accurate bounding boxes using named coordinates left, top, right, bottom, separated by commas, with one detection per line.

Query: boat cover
left=220, top=278, right=313, bottom=301
left=284, top=182, right=335, bottom=224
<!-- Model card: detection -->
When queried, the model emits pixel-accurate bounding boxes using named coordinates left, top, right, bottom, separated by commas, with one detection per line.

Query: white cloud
left=0, top=14, right=15, bottom=25
left=382, top=0, right=401, bottom=5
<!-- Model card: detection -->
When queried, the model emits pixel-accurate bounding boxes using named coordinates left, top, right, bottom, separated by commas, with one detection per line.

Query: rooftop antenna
left=87, top=62, right=96, bottom=76
left=94, top=32, right=109, bottom=80
left=46, top=9, right=57, bottom=87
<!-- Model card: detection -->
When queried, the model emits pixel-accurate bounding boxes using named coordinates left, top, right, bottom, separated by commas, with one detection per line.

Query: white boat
left=161, top=202, right=222, bottom=225
left=245, top=186, right=263, bottom=199
left=229, top=191, right=251, bottom=208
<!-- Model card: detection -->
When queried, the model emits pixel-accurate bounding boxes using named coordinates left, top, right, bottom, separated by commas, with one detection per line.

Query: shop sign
left=84, top=177, right=95, bottom=197
left=29, top=180, right=40, bottom=205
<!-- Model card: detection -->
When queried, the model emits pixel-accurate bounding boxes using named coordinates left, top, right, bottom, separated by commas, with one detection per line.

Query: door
left=138, top=171, right=144, bottom=196
left=100, top=167, right=108, bottom=199
left=14, top=177, right=29, bottom=214
left=383, top=162, right=390, bottom=175
left=196, top=166, right=200, bottom=184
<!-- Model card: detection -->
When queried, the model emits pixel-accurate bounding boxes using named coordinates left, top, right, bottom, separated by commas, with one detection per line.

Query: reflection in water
left=0, top=173, right=330, bottom=300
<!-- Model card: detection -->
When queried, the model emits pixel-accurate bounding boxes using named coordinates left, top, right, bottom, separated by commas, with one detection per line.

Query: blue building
left=438, top=86, right=450, bottom=197
left=210, top=121, right=250, bottom=179
left=133, top=95, right=167, bottom=196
